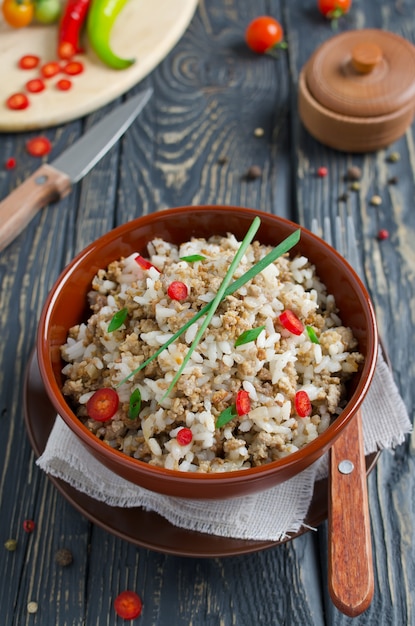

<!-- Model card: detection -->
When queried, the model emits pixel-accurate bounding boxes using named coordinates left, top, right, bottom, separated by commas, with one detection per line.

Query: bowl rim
left=37, top=205, right=379, bottom=486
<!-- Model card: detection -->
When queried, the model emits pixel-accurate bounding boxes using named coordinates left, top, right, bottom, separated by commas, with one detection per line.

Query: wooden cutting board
left=0, top=0, right=198, bottom=132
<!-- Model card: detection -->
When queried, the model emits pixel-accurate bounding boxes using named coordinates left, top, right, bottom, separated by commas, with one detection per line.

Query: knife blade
left=0, top=88, right=153, bottom=253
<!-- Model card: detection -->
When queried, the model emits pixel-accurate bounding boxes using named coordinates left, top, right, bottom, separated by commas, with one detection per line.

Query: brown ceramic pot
left=37, top=206, right=378, bottom=499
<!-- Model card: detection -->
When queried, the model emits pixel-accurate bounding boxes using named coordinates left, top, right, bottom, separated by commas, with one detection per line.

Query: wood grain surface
left=1, top=1, right=414, bottom=624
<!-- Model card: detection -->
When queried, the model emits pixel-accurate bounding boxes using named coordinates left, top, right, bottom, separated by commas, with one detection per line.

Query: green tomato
left=34, top=0, right=61, bottom=24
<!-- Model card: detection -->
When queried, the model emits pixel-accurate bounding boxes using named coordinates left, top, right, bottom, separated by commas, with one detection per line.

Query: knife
left=0, top=88, right=153, bottom=253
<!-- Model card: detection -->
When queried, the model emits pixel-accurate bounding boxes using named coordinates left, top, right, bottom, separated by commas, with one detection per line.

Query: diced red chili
left=114, top=591, right=143, bottom=619
left=26, top=79, right=46, bottom=93
left=23, top=519, right=35, bottom=533
left=167, top=281, right=188, bottom=301
left=317, top=166, right=328, bottom=177
left=135, top=254, right=160, bottom=272
left=235, top=389, right=251, bottom=416
left=86, top=388, right=119, bottom=422
left=176, top=427, right=193, bottom=446
left=6, top=93, right=30, bottom=110
left=62, top=60, right=84, bottom=75
left=56, top=78, right=72, bottom=91
left=278, top=310, right=304, bottom=336
left=40, top=62, right=61, bottom=78
left=26, top=136, right=52, bottom=157
left=5, top=157, right=16, bottom=169
left=18, top=55, right=40, bottom=70
left=377, top=228, right=389, bottom=240
left=295, top=390, right=312, bottom=417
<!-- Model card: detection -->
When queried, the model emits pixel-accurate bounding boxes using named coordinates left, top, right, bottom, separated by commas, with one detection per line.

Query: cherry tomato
left=235, top=390, right=251, bottom=416
left=114, top=591, right=143, bottom=620
left=176, top=427, right=193, bottom=446
left=26, top=79, right=46, bottom=93
left=26, top=136, right=52, bottom=157
left=295, top=390, right=312, bottom=418
left=18, top=54, right=40, bottom=70
left=34, top=0, right=61, bottom=24
left=2, top=0, right=34, bottom=28
left=6, top=93, right=30, bottom=110
left=62, top=61, right=84, bottom=76
left=86, top=388, right=119, bottom=422
left=278, top=310, right=304, bottom=336
left=318, top=0, right=351, bottom=19
left=56, top=78, right=72, bottom=91
left=40, top=61, right=61, bottom=78
left=167, top=281, right=188, bottom=301
left=245, top=16, right=286, bottom=54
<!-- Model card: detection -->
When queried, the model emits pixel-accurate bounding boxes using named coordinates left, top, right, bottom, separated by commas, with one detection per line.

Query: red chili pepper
left=167, top=281, right=188, bottom=301
left=235, top=389, right=251, bottom=416
left=114, top=591, right=142, bottom=620
left=86, top=388, right=119, bottom=421
left=295, top=390, right=312, bottom=417
left=135, top=254, right=161, bottom=272
left=5, top=157, right=16, bottom=169
left=176, top=427, right=193, bottom=446
left=6, top=93, right=30, bottom=110
left=56, top=78, right=72, bottom=91
left=279, top=310, right=304, bottom=336
left=26, top=78, right=46, bottom=93
left=58, top=0, right=91, bottom=60
left=317, top=166, right=328, bottom=177
left=18, top=54, right=40, bottom=70
left=377, top=228, right=389, bottom=240
left=26, top=136, right=52, bottom=157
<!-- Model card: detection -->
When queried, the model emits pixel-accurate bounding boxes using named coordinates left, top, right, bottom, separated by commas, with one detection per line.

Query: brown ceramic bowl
left=37, top=206, right=378, bottom=499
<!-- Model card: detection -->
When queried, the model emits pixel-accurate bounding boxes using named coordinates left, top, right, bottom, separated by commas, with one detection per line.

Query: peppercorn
left=244, top=165, right=262, bottom=181
left=387, top=151, right=400, bottom=163
left=254, top=127, right=264, bottom=137
left=388, top=176, right=398, bottom=185
left=4, top=539, right=17, bottom=551
left=55, top=547, right=73, bottom=567
left=338, top=192, right=349, bottom=202
left=346, top=165, right=362, bottom=181
left=370, top=195, right=382, bottom=206
left=27, top=601, right=38, bottom=614
left=217, top=156, right=228, bottom=166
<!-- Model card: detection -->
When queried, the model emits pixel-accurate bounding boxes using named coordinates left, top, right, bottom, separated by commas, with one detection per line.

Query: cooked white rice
left=61, top=234, right=364, bottom=473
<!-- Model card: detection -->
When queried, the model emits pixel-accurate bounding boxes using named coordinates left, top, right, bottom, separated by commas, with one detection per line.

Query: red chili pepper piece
left=5, top=157, right=16, bottom=169
left=295, top=390, right=312, bottom=417
left=86, top=388, right=119, bottom=421
left=40, top=62, right=61, bottom=78
left=317, top=166, right=328, bottom=177
left=58, top=0, right=91, bottom=60
left=18, top=54, right=40, bottom=70
left=56, top=78, right=72, bottom=91
left=26, top=78, right=46, bottom=93
left=378, top=228, right=389, bottom=240
left=62, top=60, right=84, bottom=75
left=167, top=281, right=188, bottom=301
left=6, top=93, right=30, bottom=110
left=279, top=310, right=304, bottom=335
left=235, top=389, right=251, bottom=416
left=26, top=136, right=52, bottom=157
left=135, top=254, right=161, bottom=272
left=176, top=427, right=193, bottom=446
left=114, top=591, right=143, bottom=620
left=23, top=519, right=35, bottom=533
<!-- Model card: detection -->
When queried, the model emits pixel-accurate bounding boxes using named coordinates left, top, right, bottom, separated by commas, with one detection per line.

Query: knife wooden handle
left=0, top=164, right=72, bottom=253
left=328, top=409, right=374, bottom=617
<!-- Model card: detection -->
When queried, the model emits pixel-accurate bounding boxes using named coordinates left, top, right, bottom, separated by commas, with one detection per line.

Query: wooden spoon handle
left=328, top=409, right=374, bottom=617
left=0, top=164, right=71, bottom=252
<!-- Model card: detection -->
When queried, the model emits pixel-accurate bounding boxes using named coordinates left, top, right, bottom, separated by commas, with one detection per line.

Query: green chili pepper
left=86, top=0, right=135, bottom=70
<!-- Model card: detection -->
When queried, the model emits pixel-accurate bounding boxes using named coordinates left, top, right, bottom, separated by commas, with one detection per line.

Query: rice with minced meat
left=61, top=234, right=364, bottom=473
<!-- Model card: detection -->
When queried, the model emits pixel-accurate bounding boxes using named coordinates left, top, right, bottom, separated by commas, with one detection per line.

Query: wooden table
left=1, top=1, right=414, bottom=624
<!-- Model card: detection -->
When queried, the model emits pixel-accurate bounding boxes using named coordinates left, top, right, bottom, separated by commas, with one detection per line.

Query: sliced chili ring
left=18, top=54, right=40, bottom=70
left=235, top=389, right=251, bottom=416
left=56, top=79, right=72, bottom=91
left=62, top=61, right=84, bottom=76
left=40, top=61, right=61, bottom=78
left=114, top=591, right=143, bottom=619
left=295, top=390, right=312, bottom=417
left=26, top=78, right=46, bottom=94
left=86, top=388, right=119, bottom=422
left=6, top=93, right=30, bottom=111
left=26, top=136, right=52, bottom=157
left=278, top=309, right=304, bottom=336
left=176, top=427, right=193, bottom=446
left=167, top=281, right=188, bottom=301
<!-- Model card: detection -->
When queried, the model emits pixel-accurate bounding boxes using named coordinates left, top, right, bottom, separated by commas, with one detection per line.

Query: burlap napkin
left=36, top=350, right=411, bottom=542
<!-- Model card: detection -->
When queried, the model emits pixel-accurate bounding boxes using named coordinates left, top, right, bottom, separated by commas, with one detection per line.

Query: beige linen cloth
left=37, top=350, right=411, bottom=542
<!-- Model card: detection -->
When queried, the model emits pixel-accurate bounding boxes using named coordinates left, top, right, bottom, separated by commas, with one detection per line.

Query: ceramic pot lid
left=305, top=29, right=415, bottom=118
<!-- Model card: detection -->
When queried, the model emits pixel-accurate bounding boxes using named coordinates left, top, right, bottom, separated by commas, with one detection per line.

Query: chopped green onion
left=128, top=388, right=142, bottom=419
left=180, top=254, right=206, bottom=262
left=216, top=405, right=237, bottom=428
left=163, top=216, right=262, bottom=398
left=108, top=308, right=128, bottom=332
left=235, top=325, right=265, bottom=347
left=116, top=227, right=301, bottom=388
left=306, top=325, right=320, bottom=344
